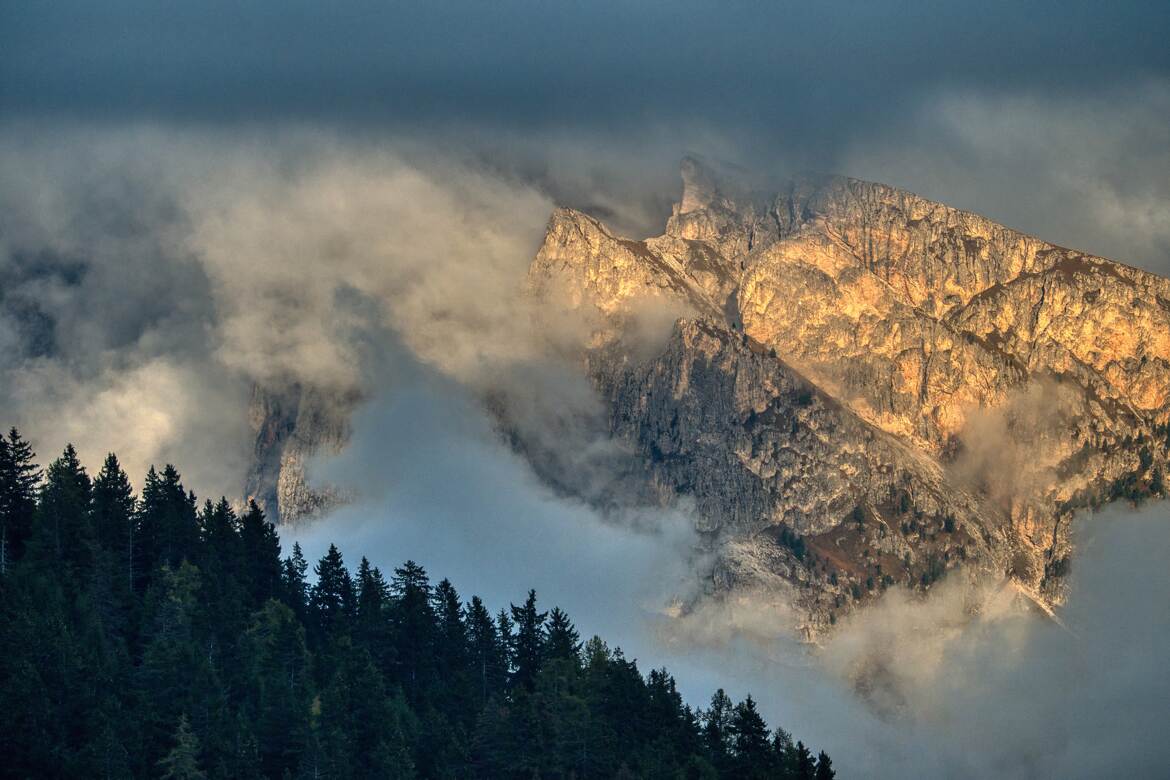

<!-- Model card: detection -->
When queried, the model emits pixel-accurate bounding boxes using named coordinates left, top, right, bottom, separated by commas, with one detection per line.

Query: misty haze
left=2, top=2, right=1169, bottom=779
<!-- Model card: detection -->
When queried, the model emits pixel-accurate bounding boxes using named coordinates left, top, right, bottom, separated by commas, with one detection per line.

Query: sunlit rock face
left=528, top=157, right=1170, bottom=631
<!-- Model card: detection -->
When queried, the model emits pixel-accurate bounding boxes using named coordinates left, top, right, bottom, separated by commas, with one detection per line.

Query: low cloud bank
left=287, top=332, right=1170, bottom=778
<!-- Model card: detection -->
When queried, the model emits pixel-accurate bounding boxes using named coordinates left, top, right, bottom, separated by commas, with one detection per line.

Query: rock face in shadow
left=244, top=383, right=352, bottom=525
left=528, top=157, right=1170, bottom=631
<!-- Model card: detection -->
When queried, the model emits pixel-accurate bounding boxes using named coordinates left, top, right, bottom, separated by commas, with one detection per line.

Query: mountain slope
left=527, top=158, right=1170, bottom=629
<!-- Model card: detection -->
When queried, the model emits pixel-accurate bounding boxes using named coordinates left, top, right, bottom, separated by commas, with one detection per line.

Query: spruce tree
left=815, top=750, right=836, bottom=779
left=31, top=444, right=94, bottom=583
left=92, top=453, right=135, bottom=590
left=495, top=608, right=514, bottom=675
left=0, top=427, right=40, bottom=573
left=730, top=695, right=774, bottom=777
left=509, top=589, right=547, bottom=692
left=198, top=498, right=239, bottom=568
left=773, top=726, right=796, bottom=774
left=238, top=499, right=281, bottom=606
left=280, top=542, right=310, bottom=619
left=310, top=544, right=355, bottom=641
left=242, top=600, right=312, bottom=778
left=795, top=740, right=816, bottom=779
left=390, top=559, right=436, bottom=701
left=544, top=606, right=582, bottom=663
left=431, top=577, right=471, bottom=724
left=136, top=465, right=198, bottom=585
left=354, top=557, right=394, bottom=676
left=703, top=688, right=734, bottom=773
left=158, top=715, right=206, bottom=780
left=433, top=578, right=467, bottom=667
left=466, top=596, right=505, bottom=708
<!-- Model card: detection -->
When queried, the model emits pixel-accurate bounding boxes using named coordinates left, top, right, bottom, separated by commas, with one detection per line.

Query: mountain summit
left=527, top=157, right=1170, bottom=631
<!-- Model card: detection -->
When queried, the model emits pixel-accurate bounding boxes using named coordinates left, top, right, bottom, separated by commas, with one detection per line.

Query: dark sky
left=4, top=0, right=1168, bottom=161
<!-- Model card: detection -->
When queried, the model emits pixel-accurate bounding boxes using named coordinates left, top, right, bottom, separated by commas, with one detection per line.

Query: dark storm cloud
left=4, top=0, right=1168, bottom=160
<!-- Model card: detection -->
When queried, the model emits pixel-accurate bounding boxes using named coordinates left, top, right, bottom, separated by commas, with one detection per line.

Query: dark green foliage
left=136, top=465, right=199, bottom=590
left=729, top=695, right=775, bottom=778
left=310, top=543, right=355, bottom=640
left=775, top=523, right=808, bottom=561
left=390, top=559, right=435, bottom=701
left=31, top=444, right=94, bottom=585
left=509, top=588, right=547, bottom=692
left=238, top=500, right=281, bottom=605
left=158, top=715, right=207, bottom=779
left=465, top=595, right=507, bottom=710
left=0, top=433, right=837, bottom=778
left=545, top=606, right=582, bottom=663
left=0, top=428, right=41, bottom=573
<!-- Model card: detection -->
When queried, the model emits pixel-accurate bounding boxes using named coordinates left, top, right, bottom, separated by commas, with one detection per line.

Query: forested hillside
left=0, top=430, right=836, bottom=779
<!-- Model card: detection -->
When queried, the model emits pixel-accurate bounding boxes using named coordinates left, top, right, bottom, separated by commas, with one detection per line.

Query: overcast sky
left=3, top=1, right=1167, bottom=136
left=5, top=1, right=1169, bottom=269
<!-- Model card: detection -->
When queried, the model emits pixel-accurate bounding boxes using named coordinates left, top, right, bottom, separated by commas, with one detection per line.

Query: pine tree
left=138, top=562, right=219, bottom=766
left=238, top=500, right=281, bottom=606
left=281, top=542, right=310, bottom=619
left=773, top=726, right=796, bottom=773
left=703, top=688, right=734, bottom=771
left=815, top=750, right=836, bottom=779
left=354, top=557, right=394, bottom=677
left=92, top=453, right=135, bottom=590
left=544, top=606, right=582, bottom=664
left=647, top=668, right=700, bottom=759
left=198, top=498, right=239, bottom=566
left=158, top=715, right=206, bottom=780
left=0, top=428, right=40, bottom=573
left=431, top=578, right=471, bottom=722
left=356, top=557, right=390, bottom=626
left=730, top=695, right=774, bottom=778
left=310, top=544, right=355, bottom=641
left=242, top=600, right=312, bottom=778
left=136, top=465, right=198, bottom=586
left=465, top=596, right=506, bottom=708
left=495, top=608, right=514, bottom=675
left=509, top=589, right=547, bottom=692
left=30, top=444, right=94, bottom=583
left=390, top=559, right=435, bottom=701
left=795, top=740, right=816, bottom=779
left=433, top=578, right=467, bottom=668
left=317, top=645, right=416, bottom=779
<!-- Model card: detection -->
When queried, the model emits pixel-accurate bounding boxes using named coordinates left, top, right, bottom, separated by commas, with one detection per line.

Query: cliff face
left=244, top=384, right=352, bottom=525
left=528, top=158, right=1170, bottom=628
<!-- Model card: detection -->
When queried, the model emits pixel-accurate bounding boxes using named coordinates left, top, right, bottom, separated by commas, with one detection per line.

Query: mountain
left=247, top=157, right=1170, bottom=632
left=526, top=157, right=1170, bottom=632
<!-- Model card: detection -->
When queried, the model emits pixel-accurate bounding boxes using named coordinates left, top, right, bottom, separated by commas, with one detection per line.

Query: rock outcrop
left=528, top=158, right=1170, bottom=630
left=244, top=383, right=352, bottom=525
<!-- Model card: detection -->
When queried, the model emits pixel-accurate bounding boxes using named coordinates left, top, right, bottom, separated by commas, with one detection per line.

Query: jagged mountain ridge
left=527, top=157, right=1170, bottom=628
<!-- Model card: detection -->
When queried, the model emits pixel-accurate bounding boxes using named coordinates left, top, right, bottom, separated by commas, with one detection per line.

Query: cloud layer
left=285, top=328, right=1170, bottom=779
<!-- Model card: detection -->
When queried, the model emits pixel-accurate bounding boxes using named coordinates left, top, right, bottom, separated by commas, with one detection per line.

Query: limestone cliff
left=244, top=383, right=352, bottom=525
left=528, top=158, right=1170, bottom=629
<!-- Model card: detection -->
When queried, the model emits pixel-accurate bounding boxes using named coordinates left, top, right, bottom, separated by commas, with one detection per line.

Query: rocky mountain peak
left=526, top=158, right=1170, bottom=632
